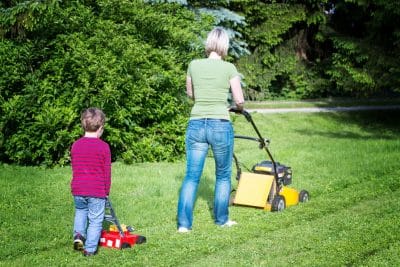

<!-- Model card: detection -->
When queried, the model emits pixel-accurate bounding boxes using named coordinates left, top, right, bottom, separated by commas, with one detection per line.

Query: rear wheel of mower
left=121, top=243, right=131, bottom=249
left=229, top=189, right=236, bottom=206
left=299, top=190, right=310, bottom=203
left=136, top=235, right=147, bottom=244
left=271, top=195, right=285, bottom=212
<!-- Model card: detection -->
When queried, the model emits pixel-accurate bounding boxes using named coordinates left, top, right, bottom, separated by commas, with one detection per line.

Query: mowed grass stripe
left=185, top=189, right=400, bottom=267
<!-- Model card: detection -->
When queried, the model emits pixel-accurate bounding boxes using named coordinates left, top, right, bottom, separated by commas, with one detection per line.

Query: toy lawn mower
left=230, top=109, right=309, bottom=212
left=99, top=197, right=146, bottom=249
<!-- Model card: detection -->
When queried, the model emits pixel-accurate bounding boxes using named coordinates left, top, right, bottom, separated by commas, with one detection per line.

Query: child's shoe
left=83, top=250, right=98, bottom=257
left=73, top=234, right=85, bottom=251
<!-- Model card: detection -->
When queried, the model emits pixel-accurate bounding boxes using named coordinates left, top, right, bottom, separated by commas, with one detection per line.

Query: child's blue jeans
left=73, top=196, right=106, bottom=253
left=177, top=119, right=234, bottom=229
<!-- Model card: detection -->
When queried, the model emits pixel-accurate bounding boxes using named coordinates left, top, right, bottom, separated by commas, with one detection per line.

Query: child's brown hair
left=81, top=107, right=105, bottom=132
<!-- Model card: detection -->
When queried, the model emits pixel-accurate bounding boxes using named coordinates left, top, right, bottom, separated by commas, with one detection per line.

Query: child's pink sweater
left=71, top=137, right=111, bottom=198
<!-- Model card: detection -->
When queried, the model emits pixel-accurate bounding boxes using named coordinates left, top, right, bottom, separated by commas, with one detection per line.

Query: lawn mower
left=230, top=109, right=309, bottom=212
left=99, top=197, right=146, bottom=249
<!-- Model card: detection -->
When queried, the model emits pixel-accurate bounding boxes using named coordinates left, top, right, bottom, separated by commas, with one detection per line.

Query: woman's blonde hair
left=205, top=27, right=230, bottom=58
left=81, top=107, right=105, bottom=132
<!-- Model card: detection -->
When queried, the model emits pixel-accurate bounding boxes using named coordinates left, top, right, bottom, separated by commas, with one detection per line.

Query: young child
left=70, top=107, right=111, bottom=256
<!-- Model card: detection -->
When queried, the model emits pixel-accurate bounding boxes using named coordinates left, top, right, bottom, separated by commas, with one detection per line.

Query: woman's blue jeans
left=73, top=196, right=106, bottom=253
left=177, top=119, right=234, bottom=229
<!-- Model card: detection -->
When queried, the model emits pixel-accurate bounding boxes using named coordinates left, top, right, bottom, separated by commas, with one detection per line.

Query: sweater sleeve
left=104, top=143, right=112, bottom=196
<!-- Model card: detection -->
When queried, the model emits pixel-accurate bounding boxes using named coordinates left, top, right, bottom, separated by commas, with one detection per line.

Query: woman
left=177, top=27, right=245, bottom=232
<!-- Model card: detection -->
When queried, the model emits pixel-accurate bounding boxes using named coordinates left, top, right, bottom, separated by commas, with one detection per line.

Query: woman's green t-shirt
left=187, top=58, right=239, bottom=120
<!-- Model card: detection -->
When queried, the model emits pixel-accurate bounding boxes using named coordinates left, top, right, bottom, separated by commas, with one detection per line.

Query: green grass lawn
left=1, top=110, right=400, bottom=266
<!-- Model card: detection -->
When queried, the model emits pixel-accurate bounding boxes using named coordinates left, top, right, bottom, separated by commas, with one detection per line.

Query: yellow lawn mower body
left=230, top=109, right=309, bottom=212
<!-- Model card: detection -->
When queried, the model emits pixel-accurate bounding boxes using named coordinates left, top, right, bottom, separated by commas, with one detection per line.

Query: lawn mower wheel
left=299, top=190, right=310, bottom=203
left=271, top=195, right=285, bottom=212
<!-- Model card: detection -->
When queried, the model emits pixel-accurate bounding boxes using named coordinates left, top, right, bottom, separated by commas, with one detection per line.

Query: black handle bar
left=234, top=135, right=270, bottom=149
left=229, top=108, right=269, bottom=150
left=230, top=108, right=281, bottom=189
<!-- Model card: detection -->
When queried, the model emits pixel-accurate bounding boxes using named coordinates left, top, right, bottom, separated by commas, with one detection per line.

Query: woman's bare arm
left=230, top=76, right=244, bottom=110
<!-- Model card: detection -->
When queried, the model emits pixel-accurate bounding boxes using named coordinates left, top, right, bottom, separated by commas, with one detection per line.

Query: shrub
left=0, top=0, right=211, bottom=166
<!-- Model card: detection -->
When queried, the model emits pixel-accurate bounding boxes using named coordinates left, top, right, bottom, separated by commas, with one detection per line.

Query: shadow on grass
left=174, top=167, right=216, bottom=222
left=296, top=110, right=400, bottom=140
left=310, top=97, right=400, bottom=108
left=198, top=174, right=215, bottom=219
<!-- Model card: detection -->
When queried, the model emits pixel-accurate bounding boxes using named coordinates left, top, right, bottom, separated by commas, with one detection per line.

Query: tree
left=233, top=0, right=400, bottom=99
left=323, top=0, right=400, bottom=95
left=146, top=0, right=250, bottom=58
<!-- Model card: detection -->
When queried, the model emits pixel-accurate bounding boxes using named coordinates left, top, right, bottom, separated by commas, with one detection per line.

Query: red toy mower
left=99, top=198, right=146, bottom=249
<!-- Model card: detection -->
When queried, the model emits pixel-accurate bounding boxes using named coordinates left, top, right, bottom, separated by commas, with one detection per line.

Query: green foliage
left=236, top=2, right=310, bottom=99
left=0, top=0, right=60, bottom=39
left=2, top=0, right=400, bottom=166
left=233, top=0, right=400, bottom=99
left=325, top=36, right=375, bottom=96
left=323, top=0, right=400, bottom=96
left=0, top=0, right=212, bottom=166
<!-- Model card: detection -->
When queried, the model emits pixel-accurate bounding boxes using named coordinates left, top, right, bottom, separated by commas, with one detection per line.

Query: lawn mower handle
left=230, top=108, right=281, bottom=188
left=229, top=108, right=270, bottom=150
left=229, top=108, right=251, bottom=121
left=104, top=197, right=126, bottom=237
